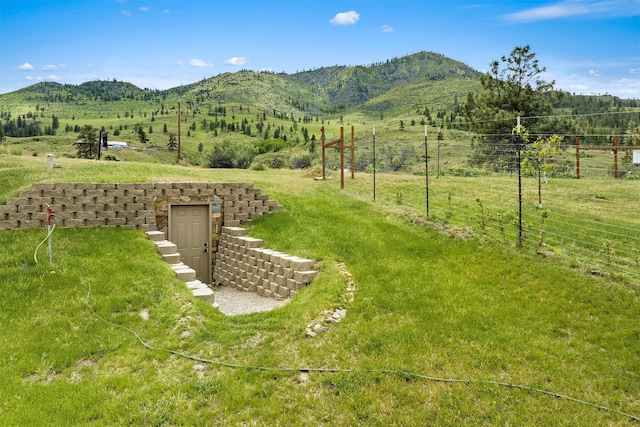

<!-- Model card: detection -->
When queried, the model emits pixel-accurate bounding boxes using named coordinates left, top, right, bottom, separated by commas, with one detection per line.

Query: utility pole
left=177, top=102, right=181, bottom=164
left=424, top=125, right=429, bottom=217
left=373, top=126, right=376, bottom=201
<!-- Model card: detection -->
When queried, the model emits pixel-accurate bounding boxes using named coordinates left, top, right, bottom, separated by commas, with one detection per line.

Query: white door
left=170, top=205, right=210, bottom=283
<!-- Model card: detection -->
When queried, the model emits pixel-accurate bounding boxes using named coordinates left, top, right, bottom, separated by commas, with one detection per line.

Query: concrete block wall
left=0, top=182, right=282, bottom=231
left=0, top=182, right=321, bottom=302
left=213, top=226, right=318, bottom=300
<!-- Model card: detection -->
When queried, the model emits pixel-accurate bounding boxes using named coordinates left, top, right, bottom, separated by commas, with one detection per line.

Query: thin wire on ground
left=85, top=283, right=639, bottom=423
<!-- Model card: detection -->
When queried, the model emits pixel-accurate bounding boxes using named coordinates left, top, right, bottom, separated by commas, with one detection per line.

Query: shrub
left=290, top=152, right=313, bottom=169
left=207, top=139, right=255, bottom=169
left=249, top=162, right=268, bottom=171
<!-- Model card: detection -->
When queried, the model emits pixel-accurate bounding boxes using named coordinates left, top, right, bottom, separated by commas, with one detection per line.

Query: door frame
left=168, top=202, right=212, bottom=284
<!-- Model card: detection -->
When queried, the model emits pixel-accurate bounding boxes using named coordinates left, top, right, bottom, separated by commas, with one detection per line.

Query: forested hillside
left=1, top=49, right=638, bottom=172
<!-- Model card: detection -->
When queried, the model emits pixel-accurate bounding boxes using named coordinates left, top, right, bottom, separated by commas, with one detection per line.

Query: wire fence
left=344, top=129, right=640, bottom=285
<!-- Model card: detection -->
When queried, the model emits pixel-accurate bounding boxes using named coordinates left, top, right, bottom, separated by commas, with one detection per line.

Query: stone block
left=82, top=204, right=104, bottom=212
left=193, top=287, right=215, bottom=303
left=64, top=187, right=84, bottom=197
left=95, top=183, right=116, bottom=190
left=95, top=196, right=116, bottom=205
left=286, top=278, right=298, bottom=290
left=126, top=217, right=146, bottom=226
left=75, top=183, right=98, bottom=191
left=153, top=183, right=173, bottom=190
left=17, top=204, right=40, bottom=214
left=32, top=183, right=55, bottom=191
left=283, top=268, right=294, bottom=280
left=64, top=218, right=86, bottom=227
left=278, top=285, right=289, bottom=298
left=222, top=226, right=246, bottom=236
left=75, top=211, right=97, bottom=220
left=106, top=218, right=127, bottom=226
left=181, top=188, right=199, bottom=197
left=74, top=197, right=97, bottom=205
left=237, top=236, right=263, bottom=248
left=96, top=211, right=117, bottom=219
left=85, top=218, right=107, bottom=227
left=124, top=203, right=145, bottom=211
left=135, top=183, right=155, bottom=191
left=0, top=220, right=19, bottom=230
left=155, top=241, right=178, bottom=254
left=115, top=183, right=135, bottom=191
left=85, top=189, right=107, bottom=198
left=146, top=230, right=165, bottom=241
left=289, top=258, right=315, bottom=271
left=116, top=210, right=137, bottom=219
left=269, top=282, right=279, bottom=294
left=294, top=270, right=319, bottom=284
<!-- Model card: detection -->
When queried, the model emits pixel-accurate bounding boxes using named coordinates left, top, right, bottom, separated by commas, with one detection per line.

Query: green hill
left=1, top=50, right=637, bottom=170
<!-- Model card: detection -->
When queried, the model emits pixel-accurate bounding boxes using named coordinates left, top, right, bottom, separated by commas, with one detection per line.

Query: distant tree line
left=0, top=113, right=59, bottom=137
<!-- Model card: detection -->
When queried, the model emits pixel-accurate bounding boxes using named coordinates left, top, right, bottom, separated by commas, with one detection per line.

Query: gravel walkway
left=213, top=286, right=289, bottom=316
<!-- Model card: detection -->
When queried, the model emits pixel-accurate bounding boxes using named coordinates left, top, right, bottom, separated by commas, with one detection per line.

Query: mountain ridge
left=3, top=50, right=481, bottom=117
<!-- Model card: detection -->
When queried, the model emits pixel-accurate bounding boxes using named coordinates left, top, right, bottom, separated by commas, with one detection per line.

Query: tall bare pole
left=350, top=126, right=355, bottom=179
left=372, top=126, right=376, bottom=201
left=340, top=126, right=345, bottom=189
left=424, top=125, right=429, bottom=217
left=177, top=102, right=181, bottom=164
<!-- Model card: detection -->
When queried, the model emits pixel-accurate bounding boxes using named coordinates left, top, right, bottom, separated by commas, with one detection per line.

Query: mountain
left=2, top=51, right=481, bottom=118
left=288, top=51, right=480, bottom=109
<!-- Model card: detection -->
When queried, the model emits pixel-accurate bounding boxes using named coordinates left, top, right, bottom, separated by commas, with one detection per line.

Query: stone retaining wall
left=0, top=182, right=318, bottom=299
left=0, top=182, right=282, bottom=232
left=0, top=182, right=285, bottom=288
left=213, top=226, right=318, bottom=300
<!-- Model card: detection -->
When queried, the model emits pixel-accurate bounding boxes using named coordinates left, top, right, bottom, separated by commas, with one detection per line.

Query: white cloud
left=42, top=64, right=65, bottom=71
left=381, top=24, right=394, bottom=33
left=629, top=68, right=640, bottom=74
left=37, top=75, right=62, bottom=82
left=121, top=10, right=131, bottom=16
left=504, top=0, right=640, bottom=22
left=163, top=9, right=170, bottom=14
left=14, top=62, right=35, bottom=71
left=330, top=11, right=360, bottom=25
left=224, top=57, right=248, bottom=66
left=140, top=6, right=150, bottom=12
left=25, top=76, right=33, bottom=81
left=188, top=58, right=213, bottom=68
left=589, top=69, right=603, bottom=77
left=176, top=60, right=185, bottom=66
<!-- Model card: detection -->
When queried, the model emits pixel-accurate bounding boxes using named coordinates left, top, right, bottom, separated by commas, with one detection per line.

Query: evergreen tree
left=138, top=126, right=148, bottom=144
left=77, top=125, right=97, bottom=158
left=464, top=45, right=561, bottom=170
left=167, top=132, right=177, bottom=151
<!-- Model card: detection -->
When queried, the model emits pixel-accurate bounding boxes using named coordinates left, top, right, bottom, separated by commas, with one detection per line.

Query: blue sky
left=1, top=0, right=639, bottom=97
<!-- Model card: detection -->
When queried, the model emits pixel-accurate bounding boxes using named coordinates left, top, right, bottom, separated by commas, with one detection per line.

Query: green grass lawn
left=1, top=153, right=640, bottom=424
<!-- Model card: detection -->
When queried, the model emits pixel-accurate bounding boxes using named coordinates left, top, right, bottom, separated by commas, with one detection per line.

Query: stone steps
left=146, top=231, right=215, bottom=304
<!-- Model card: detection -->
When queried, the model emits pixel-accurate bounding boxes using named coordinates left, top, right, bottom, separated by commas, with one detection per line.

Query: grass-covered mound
left=1, top=155, right=639, bottom=424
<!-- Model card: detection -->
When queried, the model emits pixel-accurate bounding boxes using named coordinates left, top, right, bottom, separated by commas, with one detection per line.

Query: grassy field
left=1, top=153, right=640, bottom=425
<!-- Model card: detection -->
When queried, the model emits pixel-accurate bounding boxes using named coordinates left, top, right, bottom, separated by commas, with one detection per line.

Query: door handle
left=204, top=242, right=208, bottom=253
